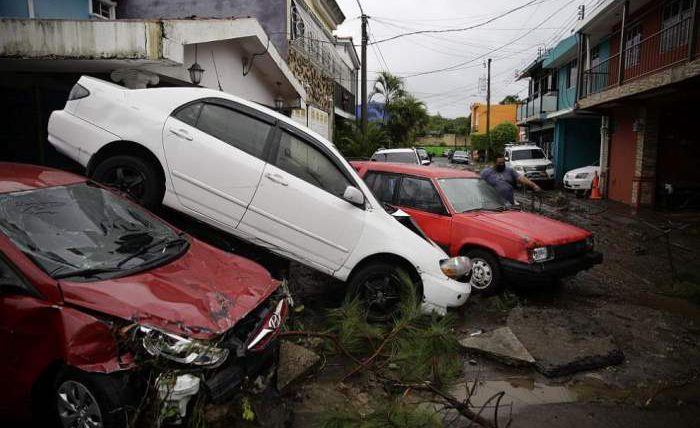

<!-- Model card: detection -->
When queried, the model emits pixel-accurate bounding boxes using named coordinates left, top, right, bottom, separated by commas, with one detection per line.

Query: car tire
left=53, top=368, right=133, bottom=428
left=464, top=249, right=503, bottom=296
left=347, top=262, right=419, bottom=322
left=92, top=155, right=164, bottom=208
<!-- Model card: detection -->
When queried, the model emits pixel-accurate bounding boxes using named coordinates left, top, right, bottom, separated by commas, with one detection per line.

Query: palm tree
left=387, top=95, right=429, bottom=146
left=370, top=71, right=405, bottom=123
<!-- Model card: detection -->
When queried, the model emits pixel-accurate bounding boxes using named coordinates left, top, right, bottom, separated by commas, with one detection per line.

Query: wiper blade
left=116, top=236, right=189, bottom=268
left=54, top=266, right=123, bottom=279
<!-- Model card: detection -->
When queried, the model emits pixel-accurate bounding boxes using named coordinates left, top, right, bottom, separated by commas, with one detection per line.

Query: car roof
left=0, top=162, right=86, bottom=194
left=374, top=148, right=415, bottom=154
left=354, top=161, right=479, bottom=179
left=508, top=144, right=541, bottom=150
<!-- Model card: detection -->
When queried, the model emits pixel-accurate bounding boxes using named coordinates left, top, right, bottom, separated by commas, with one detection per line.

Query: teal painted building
left=516, top=35, right=602, bottom=182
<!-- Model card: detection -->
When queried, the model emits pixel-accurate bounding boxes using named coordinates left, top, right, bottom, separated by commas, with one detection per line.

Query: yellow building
left=470, top=103, right=517, bottom=133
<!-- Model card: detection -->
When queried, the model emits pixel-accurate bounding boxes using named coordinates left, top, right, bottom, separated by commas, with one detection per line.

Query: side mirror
left=343, top=185, right=365, bottom=206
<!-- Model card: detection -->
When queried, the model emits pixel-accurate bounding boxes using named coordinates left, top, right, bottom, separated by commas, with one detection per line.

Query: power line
left=369, top=0, right=557, bottom=44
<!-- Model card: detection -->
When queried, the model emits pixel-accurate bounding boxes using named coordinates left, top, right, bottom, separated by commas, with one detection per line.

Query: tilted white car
left=48, top=76, right=471, bottom=317
left=563, top=163, right=601, bottom=194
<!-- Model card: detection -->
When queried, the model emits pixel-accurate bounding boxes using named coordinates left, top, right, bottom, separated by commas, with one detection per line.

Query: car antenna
left=210, top=49, right=223, bottom=91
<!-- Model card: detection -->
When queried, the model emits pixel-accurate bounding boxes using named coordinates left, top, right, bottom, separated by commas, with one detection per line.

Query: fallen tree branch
left=278, top=330, right=363, bottom=366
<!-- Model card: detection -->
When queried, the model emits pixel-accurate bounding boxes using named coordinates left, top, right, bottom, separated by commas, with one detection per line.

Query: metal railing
left=582, top=16, right=694, bottom=98
left=517, top=91, right=559, bottom=123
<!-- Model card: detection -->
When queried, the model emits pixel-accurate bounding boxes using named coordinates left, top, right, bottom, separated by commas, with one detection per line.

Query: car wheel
left=92, top=155, right=163, bottom=208
left=54, top=368, right=132, bottom=428
left=464, top=249, right=502, bottom=296
left=347, top=262, right=418, bottom=322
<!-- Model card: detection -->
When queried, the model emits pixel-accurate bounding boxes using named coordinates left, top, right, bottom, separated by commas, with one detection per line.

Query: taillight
left=246, top=299, right=288, bottom=352
left=68, top=83, right=90, bottom=101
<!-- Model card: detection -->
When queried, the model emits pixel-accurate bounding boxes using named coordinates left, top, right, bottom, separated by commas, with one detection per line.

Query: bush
left=469, top=122, right=518, bottom=157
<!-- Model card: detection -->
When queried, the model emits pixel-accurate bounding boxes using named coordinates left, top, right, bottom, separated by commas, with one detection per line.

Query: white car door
left=239, top=126, right=366, bottom=272
left=162, top=100, right=275, bottom=228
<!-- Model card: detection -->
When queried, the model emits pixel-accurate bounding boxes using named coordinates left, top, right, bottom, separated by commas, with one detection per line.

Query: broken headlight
left=530, top=246, right=553, bottom=263
left=139, top=326, right=229, bottom=368
left=440, top=256, right=472, bottom=279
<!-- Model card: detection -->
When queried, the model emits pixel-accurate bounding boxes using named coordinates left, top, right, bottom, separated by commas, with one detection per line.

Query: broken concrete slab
left=277, top=341, right=321, bottom=392
left=507, top=307, right=624, bottom=377
left=459, top=327, right=535, bottom=367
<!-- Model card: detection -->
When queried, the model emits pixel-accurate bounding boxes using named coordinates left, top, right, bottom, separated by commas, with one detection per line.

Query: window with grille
left=91, top=0, right=115, bottom=19
left=624, top=23, right=641, bottom=68
left=660, top=0, right=693, bottom=53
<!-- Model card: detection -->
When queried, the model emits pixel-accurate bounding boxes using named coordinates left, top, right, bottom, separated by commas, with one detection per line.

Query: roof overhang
left=542, top=34, right=578, bottom=69
left=0, top=17, right=306, bottom=101
left=579, top=0, right=649, bottom=46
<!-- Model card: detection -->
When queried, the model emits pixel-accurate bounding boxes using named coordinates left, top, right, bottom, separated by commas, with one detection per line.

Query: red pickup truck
left=352, top=161, right=602, bottom=295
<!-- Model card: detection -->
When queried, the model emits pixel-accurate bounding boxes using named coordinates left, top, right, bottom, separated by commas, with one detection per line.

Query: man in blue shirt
left=481, top=154, right=541, bottom=204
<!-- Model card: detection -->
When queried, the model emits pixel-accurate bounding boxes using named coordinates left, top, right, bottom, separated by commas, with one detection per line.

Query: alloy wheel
left=57, top=380, right=103, bottom=428
left=470, top=258, right=493, bottom=290
left=360, top=273, right=402, bottom=322
left=102, top=166, right=146, bottom=201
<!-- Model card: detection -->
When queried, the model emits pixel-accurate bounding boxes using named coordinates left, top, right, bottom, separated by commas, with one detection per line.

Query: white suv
left=504, top=144, right=555, bottom=188
left=48, top=76, right=471, bottom=317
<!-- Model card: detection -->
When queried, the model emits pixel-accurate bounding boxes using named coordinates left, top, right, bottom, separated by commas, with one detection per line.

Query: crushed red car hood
left=460, top=210, right=590, bottom=246
left=59, top=239, right=280, bottom=340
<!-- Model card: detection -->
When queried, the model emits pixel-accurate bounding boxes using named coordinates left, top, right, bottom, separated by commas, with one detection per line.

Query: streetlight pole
left=486, top=58, right=492, bottom=162
left=360, top=13, right=368, bottom=136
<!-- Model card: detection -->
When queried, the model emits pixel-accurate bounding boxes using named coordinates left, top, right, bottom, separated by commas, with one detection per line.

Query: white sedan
left=48, top=76, right=471, bottom=318
left=563, top=163, right=601, bottom=194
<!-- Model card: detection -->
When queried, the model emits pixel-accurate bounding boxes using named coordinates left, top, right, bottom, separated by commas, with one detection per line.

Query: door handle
left=169, top=128, right=193, bottom=141
left=265, top=172, right=288, bottom=186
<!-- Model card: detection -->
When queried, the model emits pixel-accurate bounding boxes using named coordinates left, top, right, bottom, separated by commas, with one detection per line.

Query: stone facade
left=288, top=46, right=333, bottom=111
left=631, top=107, right=659, bottom=207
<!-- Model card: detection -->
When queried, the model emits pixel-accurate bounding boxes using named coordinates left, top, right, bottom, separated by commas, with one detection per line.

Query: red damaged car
left=352, top=162, right=602, bottom=295
left=0, top=163, right=289, bottom=427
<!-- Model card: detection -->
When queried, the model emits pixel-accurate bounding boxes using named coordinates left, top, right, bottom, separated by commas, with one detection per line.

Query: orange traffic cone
left=590, top=171, right=602, bottom=200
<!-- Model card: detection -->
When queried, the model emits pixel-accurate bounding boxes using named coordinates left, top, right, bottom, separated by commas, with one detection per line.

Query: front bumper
left=563, top=177, right=593, bottom=190
left=420, top=271, right=471, bottom=315
left=500, top=251, right=603, bottom=283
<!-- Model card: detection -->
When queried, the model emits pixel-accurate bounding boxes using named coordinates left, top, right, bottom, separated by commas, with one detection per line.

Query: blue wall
left=553, top=118, right=601, bottom=181
left=0, top=0, right=29, bottom=17
left=34, top=0, right=90, bottom=18
left=0, top=0, right=90, bottom=18
left=557, top=65, right=576, bottom=110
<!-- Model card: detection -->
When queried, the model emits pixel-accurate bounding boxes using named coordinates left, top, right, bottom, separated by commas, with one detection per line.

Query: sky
left=333, top=0, right=595, bottom=118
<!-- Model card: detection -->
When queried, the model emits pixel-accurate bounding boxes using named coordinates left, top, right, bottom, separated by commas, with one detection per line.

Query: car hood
left=565, top=165, right=600, bottom=176
left=510, top=159, right=551, bottom=167
left=460, top=210, right=590, bottom=246
left=59, top=239, right=280, bottom=340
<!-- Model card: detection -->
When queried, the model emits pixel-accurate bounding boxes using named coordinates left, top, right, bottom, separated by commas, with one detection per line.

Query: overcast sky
left=333, top=0, right=592, bottom=118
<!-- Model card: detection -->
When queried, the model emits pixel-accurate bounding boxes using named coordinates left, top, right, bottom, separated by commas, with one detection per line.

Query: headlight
left=440, top=256, right=472, bottom=279
left=514, top=166, right=524, bottom=172
left=139, top=326, right=229, bottom=368
left=575, top=173, right=590, bottom=179
left=530, top=246, right=552, bottom=263
left=546, top=162, right=554, bottom=169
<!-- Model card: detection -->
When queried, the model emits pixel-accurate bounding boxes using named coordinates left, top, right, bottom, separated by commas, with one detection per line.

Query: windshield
left=510, top=149, right=546, bottom=161
left=371, top=152, right=418, bottom=164
left=416, top=149, right=429, bottom=160
left=438, top=178, right=508, bottom=212
left=454, top=151, right=467, bottom=157
left=0, top=183, right=188, bottom=281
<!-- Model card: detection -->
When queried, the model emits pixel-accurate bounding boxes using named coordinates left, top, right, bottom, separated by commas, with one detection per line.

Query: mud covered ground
left=157, top=173, right=700, bottom=427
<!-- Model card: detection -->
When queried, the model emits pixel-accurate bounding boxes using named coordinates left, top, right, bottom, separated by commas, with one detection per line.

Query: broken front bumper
left=500, top=251, right=603, bottom=283
left=421, top=271, right=471, bottom=315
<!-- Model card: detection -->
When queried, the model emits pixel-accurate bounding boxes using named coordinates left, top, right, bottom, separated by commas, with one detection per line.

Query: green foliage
left=334, top=119, right=390, bottom=159
left=321, top=400, right=443, bottom=428
left=326, top=297, right=385, bottom=355
left=500, top=94, right=522, bottom=104
left=371, top=71, right=406, bottom=123
left=469, top=122, right=518, bottom=156
left=386, top=95, right=429, bottom=147
left=425, top=114, right=470, bottom=137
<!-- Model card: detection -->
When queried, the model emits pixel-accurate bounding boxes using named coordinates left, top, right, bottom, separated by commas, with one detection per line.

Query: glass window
left=660, top=0, right=692, bottom=53
left=196, top=103, right=272, bottom=160
left=397, top=177, right=445, bottom=215
left=568, top=60, right=578, bottom=88
left=174, top=103, right=202, bottom=127
left=275, top=132, right=350, bottom=197
left=0, top=255, right=28, bottom=293
left=438, top=178, right=508, bottom=213
left=625, top=24, right=641, bottom=68
left=510, top=149, right=546, bottom=161
left=365, top=172, right=401, bottom=204
left=0, top=183, right=187, bottom=282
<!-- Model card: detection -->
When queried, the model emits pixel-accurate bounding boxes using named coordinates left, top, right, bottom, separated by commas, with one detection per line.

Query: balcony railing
left=517, top=91, right=559, bottom=123
left=582, top=16, right=694, bottom=98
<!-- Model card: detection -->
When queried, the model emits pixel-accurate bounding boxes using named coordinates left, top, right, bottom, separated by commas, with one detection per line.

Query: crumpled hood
left=60, top=239, right=280, bottom=340
left=463, top=210, right=590, bottom=246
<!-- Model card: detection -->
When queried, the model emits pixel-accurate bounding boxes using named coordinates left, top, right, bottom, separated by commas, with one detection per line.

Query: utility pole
left=360, top=12, right=368, bottom=136
left=486, top=58, right=492, bottom=162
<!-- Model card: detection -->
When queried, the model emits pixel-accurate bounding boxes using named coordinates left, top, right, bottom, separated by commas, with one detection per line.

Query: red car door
left=0, top=252, right=63, bottom=420
left=394, top=176, right=452, bottom=253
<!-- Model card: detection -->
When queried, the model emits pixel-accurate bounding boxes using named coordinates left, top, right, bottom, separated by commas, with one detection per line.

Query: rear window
left=371, top=152, right=418, bottom=164
left=511, top=149, right=545, bottom=160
